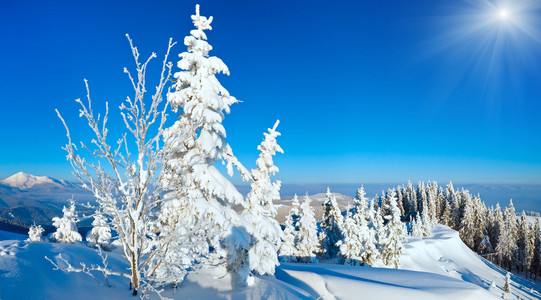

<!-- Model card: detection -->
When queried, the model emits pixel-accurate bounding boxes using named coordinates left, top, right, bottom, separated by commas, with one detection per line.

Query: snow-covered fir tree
left=354, top=186, right=369, bottom=215
left=435, top=187, right=445, bottom=223
left=379, top=190, right=407, bottom=269
left=478, top=235, right=493, bottom=255
left=496, top=200, right=518, bottom=270
left=241, top=120, right=284, bottom=283
left=297, top=194, right=319, bottom=263
left=517, top=211, right=530, bottom=273
left=416, top=181, right=427, bottom=219
left=488, top=203, right=504, bottom=252
left=318, top=187, right=344, bottom=258
left=86, top=212, right=112, bottom=250
left=395, top=185, right=405, bottom=217
left=279, top=194, right=301, bottom=262
left=51, top=201, right=82, bottom=244
left=532, top=220, right=541, bottom=280
left=524, top=222, right=535, bottom=276
left=426, top=181, right=438, bottom=224
left=161, top=4, right=254, bottom=286
left=503, top=272, right=511, bottom=293
left=409, top=213, right=424, bottom=238
left=368, top=199, right=384, bottom=247
left=339, top=191, right=379, bottom=266
left=338, top=208, right=363, bottom=266
left=403, top=181, right=417, bottom=220
left=27, top=224, right=44, bottom=242
left=459, top=194, right=478, bottom=250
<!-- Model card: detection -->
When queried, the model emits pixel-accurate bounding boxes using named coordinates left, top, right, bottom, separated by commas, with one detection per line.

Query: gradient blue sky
left=1, top=0, right=540, bottom=184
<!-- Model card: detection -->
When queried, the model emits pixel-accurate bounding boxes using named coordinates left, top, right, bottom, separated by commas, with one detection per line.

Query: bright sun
left=498, top=9, right=509, bottom=20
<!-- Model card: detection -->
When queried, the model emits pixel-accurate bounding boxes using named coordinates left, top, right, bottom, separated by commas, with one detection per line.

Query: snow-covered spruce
left=409, top=213, right=424, bottom=238
left=86, top=212, right=112, bottom=250
left=379, top=189, right=407, bottom=269
left=318, top=187, right=344, bottom=259
left=241, top=120, right=284, bottom=284
left=51, top=201, right=82, bottom=244
left=296, top=194, right=319, bottom=263
left=496, top=200, right=518, bottom=270
left=161, top=4, right=254, bottom=286
left=338, top=187, right=378, bottom=266
left=279, top=194, right=301, bottom=262
left=27, top=224, right=44, bottom=242
left=337, top=208, right=366, bottom=266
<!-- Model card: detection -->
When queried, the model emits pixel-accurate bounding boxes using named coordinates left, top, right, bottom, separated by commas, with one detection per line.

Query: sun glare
left=498, top=9, right=509, bottom=20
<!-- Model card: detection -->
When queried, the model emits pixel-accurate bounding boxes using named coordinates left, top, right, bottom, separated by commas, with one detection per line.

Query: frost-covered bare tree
left=56, top=35, right=175, bottom=296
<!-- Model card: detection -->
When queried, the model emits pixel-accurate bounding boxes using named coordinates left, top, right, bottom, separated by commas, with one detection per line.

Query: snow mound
left=276, top=263, right=493, bottom=300
left=401, top=224, right=541, bottom=300
left=0, top=239, right=130, bottom=299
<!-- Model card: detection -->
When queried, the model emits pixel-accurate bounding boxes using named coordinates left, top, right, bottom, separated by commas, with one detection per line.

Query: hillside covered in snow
left=1, top=225, right=539, bottom=299
left=0, top=172, right=94, bottom=228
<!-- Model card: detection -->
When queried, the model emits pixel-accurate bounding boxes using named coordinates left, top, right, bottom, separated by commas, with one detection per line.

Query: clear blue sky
left=1, top=0, right=540, bottom=184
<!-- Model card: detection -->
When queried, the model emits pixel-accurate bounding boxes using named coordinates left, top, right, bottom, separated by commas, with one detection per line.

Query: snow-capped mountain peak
left=0, top=172, right=62, bottom=190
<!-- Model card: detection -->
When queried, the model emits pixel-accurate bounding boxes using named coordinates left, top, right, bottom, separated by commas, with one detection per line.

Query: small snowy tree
left=297, top=194, right=319, bottom=263
left=353, top=186, right=369, bottom=215
left=279, top=195, right=301, bottom=262
left=459, top=194, right=477, bottom=249
left=339, top=199, right=378, bottom=266
left=503, top=272, right=511, bottom=293
left=242, top=120, right=284, bottom=284
left=409, top=213, right=424, bottom=238
left=368, top=199, right=384, bottom=245
left=524, top=223, right=535, bottom=276
left=478, top=235, right=493, bottom=254
left=51, top=201, right=82, bottom=244
left=27, top=224, right=44, bottom=242
left=86, top=212, right=112, bottom=250
left=318, top=187, right=344, bottom=258
left=496, top=200, right=518, bottom=270
left=379, top=190, right=407, bottom=269
left=338, top=208, right=363, bottom=266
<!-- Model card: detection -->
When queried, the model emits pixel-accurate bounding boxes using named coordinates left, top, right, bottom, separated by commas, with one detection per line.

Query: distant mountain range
left=1, top=172, right=540, bottom=231
left=0, top=172, right=95, bottom=227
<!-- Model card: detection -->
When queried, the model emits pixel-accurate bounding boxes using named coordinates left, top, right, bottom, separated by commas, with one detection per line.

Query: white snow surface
left=1, top=225, right=540, bottom=299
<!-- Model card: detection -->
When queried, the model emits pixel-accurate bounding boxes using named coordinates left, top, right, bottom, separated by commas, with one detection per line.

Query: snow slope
left=401, top=224, right=541, bottom=300
left=0, top=225, right=539, bottom=299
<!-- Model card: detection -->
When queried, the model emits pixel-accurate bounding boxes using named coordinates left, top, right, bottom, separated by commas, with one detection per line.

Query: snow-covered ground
left=1, top=225, right=539, bottom=299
